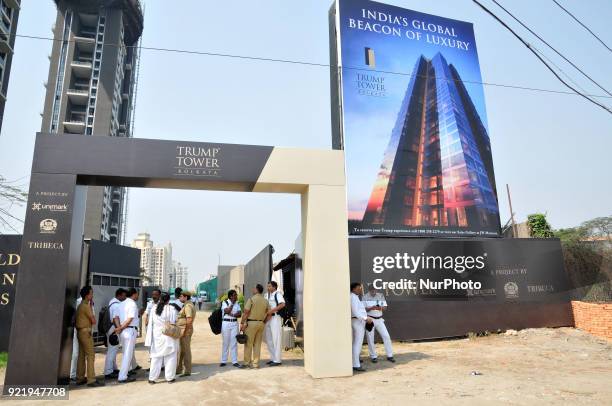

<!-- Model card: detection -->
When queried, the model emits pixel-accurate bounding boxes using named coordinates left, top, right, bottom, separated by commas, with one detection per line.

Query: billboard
left=330, top=0, right=501, bottom=237
left=349, top=237, right=573, bottom=339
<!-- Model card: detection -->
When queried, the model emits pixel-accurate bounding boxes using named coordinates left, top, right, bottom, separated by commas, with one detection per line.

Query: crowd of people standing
left=71, top=280, right=288, bottom=387
left=72, top=280, right=395, bottom=387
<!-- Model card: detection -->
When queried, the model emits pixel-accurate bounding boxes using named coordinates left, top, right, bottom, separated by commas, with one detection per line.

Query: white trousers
left=69, top=328, right=78, bottom=379
left=366, top=318, right=393, bottom=359
left=351, top=318, right=366, bottom=368
left=119, top=328, right=137, bottom=381
left=221, top=321, right=239, bottom=364
left=265, top=315, right=282, bottom=363
left=149, top=351, right=177, bottom=382
left=104, top=328, right=120, bottom=375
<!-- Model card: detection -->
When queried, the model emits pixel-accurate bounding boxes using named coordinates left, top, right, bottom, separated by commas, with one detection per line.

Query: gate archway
left=5, top=133, right=352, bottom=384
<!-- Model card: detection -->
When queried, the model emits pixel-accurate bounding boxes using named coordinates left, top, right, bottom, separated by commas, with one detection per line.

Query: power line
left=491, top=0, right=612, bottom=97
left=472, top=0, right=612, bottom=115
left=551, top=0, right=611, bottom=53
left=12, top=32, right=612, bottom=100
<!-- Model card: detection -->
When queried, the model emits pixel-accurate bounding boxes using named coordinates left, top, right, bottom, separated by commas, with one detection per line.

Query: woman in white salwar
left=148, top=293, right=179, bottom=384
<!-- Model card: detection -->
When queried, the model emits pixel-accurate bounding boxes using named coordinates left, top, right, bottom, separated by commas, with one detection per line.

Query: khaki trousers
left=177, top=330, right=193, bottom=374
left=244, top=321, right=265, bottom=368
left=76, top=328, right=95, bottom=383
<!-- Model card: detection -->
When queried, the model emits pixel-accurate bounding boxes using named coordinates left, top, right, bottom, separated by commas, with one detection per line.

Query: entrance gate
left=5, top=133, right=352, bottom=384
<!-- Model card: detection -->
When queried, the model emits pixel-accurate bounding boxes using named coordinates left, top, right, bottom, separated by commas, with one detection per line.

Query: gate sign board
left=349, top=238, right=573, bottom=340
left=330, top=0, right=501, bottom=237
left=4, top=133, right=354, bottom=388
left=0, top=235, right=21, bottom=352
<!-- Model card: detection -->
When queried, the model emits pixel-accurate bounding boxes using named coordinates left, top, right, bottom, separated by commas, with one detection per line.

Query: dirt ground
left=1, top=310, right=611, bottom=405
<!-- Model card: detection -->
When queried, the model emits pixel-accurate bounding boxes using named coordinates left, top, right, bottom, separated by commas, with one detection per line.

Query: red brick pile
left=571, top=300, right=612, bottom=340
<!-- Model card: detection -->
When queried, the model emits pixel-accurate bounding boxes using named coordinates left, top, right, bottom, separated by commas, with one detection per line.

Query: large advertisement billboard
left=331, top=0, right=501, bottom=237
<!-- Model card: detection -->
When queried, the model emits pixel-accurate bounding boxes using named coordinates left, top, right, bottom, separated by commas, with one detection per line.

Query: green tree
left=581, top=216, right=612, bottom=242
left=527, top=213, right=554, bottom=238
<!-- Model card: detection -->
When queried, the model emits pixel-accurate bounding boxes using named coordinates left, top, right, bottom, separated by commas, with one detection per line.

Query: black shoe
left=144, top=368, right=150, bottom=373
left=133, top=365, right=142, bottom=371
left=371, top=358, right=378, bottom=363
left=387, top=357, right=396, bottom=363
left=353, top=367, right=366, bottom=372
left=87, top=381, right=105, bottom=387
left=148, top=380, right=156, bottom=385
left=118, top=377, right=136, bottom=383
left=233, top=363, right=243, bottom=369
left=266, top=360, right=274, bottom=365
left=128, top=370, right=136, bottom=376
left=104, top=372, right=118, bottom=379
left=167, top=379, right=176, bottom=384
left=219, top=363, right=226, bottom=367
left=113, top=369, right=120, bottom=374
left=269, top=362, right=282, bottom=367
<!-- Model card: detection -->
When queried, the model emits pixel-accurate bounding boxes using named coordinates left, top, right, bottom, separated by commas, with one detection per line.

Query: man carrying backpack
left=103, top=288, right=127, bottom=379
left=264, top=281, right=285, bottom=366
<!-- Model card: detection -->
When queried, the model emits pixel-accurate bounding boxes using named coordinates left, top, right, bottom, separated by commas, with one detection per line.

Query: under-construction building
left=41, top=0, right=143, bottom=243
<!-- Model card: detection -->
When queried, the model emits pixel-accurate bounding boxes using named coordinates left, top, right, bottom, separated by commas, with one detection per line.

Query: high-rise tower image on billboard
left=331, top=0, right=502, bottom=237
left=362, top=53, right=499, bottom=232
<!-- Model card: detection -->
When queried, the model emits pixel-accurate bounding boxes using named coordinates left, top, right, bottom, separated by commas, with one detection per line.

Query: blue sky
left=0, top=0, right=611, bottom=287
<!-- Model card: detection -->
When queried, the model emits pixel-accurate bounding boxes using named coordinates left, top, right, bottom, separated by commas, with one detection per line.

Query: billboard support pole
left=506, top=183, right=517, bottom=237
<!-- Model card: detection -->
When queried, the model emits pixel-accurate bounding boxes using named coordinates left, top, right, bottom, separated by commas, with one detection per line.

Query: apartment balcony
left=1, top=9, right=11, bottom=25
left=66, top=88, right=89, bottom=105
left=0, top=38, right=12, bottom=54
left=4, top=0, right=20, bottom=10
left=63, top=115, right=86, bottom=133
left=74, top=35, right=95, bottom=52
left=71, top=60, right=92, bottom=78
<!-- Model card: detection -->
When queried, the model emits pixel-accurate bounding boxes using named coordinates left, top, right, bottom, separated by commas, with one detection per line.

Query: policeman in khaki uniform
left=240, top=284, right=270, bottom=368
left=177, top=291, right=196, bottom=377
left=75, top=286, right=104, bottom=387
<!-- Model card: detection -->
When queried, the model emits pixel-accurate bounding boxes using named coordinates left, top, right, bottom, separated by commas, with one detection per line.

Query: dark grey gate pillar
left=4, top=174, right=86, bottom=385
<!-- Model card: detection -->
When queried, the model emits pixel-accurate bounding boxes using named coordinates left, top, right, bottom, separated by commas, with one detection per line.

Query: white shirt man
left=264, top=282, right=285, bottom=366
left=104, top=291, right=125, bottom=377
left=116, top=290, right=140, bottom=382
left=350, top=284, right=370, bottom=371
left=220, top=292, right=242, bottom=368
left=362, top=289, right=395, bottom=363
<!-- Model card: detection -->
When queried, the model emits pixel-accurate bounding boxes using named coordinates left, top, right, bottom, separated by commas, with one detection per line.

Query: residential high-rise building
left=363, top=53, right=500, bottom=231
left=169, top=261, right=188, bottom=290
left=131, top=233, right=172, bottom=289
left=0, top=0, right=20, bottom=134
left=41, top=0, right=143, bottom=244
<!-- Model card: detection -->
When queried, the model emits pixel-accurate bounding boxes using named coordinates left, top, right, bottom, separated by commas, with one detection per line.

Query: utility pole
left=506, top=184, right=517, bottom=237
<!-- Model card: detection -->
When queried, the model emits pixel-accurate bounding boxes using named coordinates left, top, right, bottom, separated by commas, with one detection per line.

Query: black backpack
left=274, top=292, right=288, bottom=320
left=208, top=301, right=226, bottom=335
left=98, top=302, right=119, bottom=336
